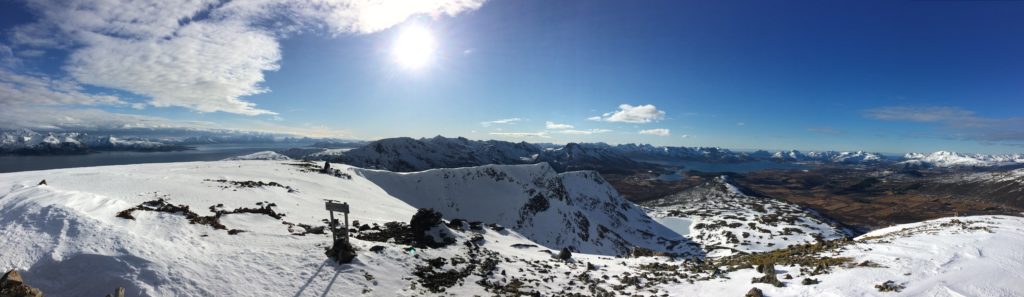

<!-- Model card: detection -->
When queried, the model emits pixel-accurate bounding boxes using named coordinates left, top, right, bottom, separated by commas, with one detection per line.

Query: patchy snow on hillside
left=644, top=176, right=850, bottom=257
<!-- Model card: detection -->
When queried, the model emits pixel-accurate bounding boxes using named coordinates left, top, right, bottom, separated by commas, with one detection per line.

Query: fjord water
left=0, top=143, right=307, bottom=173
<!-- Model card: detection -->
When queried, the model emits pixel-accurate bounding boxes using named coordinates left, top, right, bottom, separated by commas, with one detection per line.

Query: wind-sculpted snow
left=644, top=176, right=851, bottom=257
left=357, top=163, right=700, bottom=256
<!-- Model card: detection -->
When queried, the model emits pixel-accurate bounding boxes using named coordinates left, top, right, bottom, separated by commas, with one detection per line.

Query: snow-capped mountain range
left=0, top=129, right=188, bottom=154
left=900, top=151, right=1024, bottom=168
left=331, top=136, right=651, bottom=173
left=769, top=150, right=885, bottom=164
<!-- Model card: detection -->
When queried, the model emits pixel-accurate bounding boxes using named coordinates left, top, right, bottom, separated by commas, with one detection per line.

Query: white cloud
left=591, top=104, right=666, bottom=123
left=488, top=131, right=549, bottom=138
left=639, top=128, right=670, bottom=136
left=8, top=0, right=488, bottom=116
left=680, top=134, right=690, bottom=138
left=553, top=129, right=611, bottom=135
left=736, top=122, right=746, bottom=127
left=545, top=121, right=574, bottom=129
left=0, top=69, right=124, bottom=106
left=480, top=118, right=521, bottom=127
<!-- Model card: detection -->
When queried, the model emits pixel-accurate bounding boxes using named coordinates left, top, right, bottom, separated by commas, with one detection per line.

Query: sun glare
left=392, top=25, right=437, bottom=70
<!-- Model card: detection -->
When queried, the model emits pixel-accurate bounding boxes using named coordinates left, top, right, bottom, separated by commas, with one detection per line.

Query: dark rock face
left=410, top=209, right=455, bottom=248
left=802, top=278, right=820, bottom=285
left=1, top=269, right=44, bottom=297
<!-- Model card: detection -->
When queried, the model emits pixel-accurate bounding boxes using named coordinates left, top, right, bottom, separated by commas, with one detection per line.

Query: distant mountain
left=770, top=150, right=886, bottom=164
left=900, top=151, right=1024, bottom=168
left=0, top=129, right=189, bottom=155
left=614, top=143, right=757, bottom=163
left=332, top=136, right=652, bottom=173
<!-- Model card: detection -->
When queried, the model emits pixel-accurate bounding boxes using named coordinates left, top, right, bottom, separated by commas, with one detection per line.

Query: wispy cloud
left=480, top=118, right=522, bottom=127
left=6, top=0, right=488, bottom=116
left=864, top=106, right=1024, bottom=142
left=545, top=121, right=574, bottom=129
left=488, top=131, right=549, bottom=138
left=553, top=129, right=611, bottom=135
left=736, top=122, right=745, bottom=127
left=590, top=104, right=666, bottom=123
left=639, top=128, right=670, bottom=136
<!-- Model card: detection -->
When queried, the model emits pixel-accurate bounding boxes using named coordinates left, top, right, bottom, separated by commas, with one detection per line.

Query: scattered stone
left=875, top=280, right=905, bottom=292
left=36, top=180, right=46, bottom=186
left=783, top=274, right=793, bottom=279
left=745, top=287, right=764, bottom=297
left=369, top=245, right=386, bottom=253
left=801, top=278, right=819, bottom=285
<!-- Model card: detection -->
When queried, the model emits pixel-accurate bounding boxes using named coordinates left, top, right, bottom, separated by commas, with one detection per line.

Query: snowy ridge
left=356, top=163, right=698, bottom=256
left=222, top=150, right=292, bottom=161
left=644, top=176, right=849, bottom=257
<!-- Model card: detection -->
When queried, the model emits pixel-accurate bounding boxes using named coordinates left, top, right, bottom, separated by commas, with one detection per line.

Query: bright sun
left=392, top=25, right=437, bottom=70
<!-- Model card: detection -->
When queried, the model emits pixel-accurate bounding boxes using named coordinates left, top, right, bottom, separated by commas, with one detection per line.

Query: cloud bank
left=639, top=128, right=670, bottom=136
left=590, top=104, right=666, bottom=123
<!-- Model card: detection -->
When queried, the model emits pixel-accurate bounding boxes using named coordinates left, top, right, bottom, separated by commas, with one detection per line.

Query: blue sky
left=1, top=0, right=1022, bottom=154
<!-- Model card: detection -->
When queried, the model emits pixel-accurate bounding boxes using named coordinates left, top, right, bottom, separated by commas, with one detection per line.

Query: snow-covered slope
left=644, top=176, right=850, bottom=257
left=357, top=163, right=698, bottom=256
left=222, top=150, right=292, bottom=161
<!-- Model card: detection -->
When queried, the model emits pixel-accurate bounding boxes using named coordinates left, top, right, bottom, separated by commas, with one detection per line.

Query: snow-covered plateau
left=0, top=161, right=1022, bottom=296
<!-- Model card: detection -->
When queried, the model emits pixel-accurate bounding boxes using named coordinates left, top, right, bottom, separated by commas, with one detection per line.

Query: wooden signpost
left=325, top=200, right=350, bottom=243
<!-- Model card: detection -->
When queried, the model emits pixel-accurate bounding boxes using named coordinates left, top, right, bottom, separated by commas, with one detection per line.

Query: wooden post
left=325, top=200, right=350, bottom=243
left=329, top=208, right=337, bottom=242
left=343, top=210, right=350, bottom=244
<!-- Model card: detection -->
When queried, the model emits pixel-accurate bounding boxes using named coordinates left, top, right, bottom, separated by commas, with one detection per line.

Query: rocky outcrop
left=0, top=270, right=43, bottom=297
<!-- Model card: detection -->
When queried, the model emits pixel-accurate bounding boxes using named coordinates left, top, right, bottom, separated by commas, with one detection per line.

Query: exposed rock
left=875, top=280, right=905, bottom=292
left=751, top=263, right=784, bottom=287
left=369, top=245, right=386, bottom=253
left=557, top=247, right=572, bottom=261
left=801, top=278, right=819, bottom=285
left=1, top=269, right=44, bottom=297
left=325, top=238, right=357, bottom=264
left=744, top=287, right=764, bottom=297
